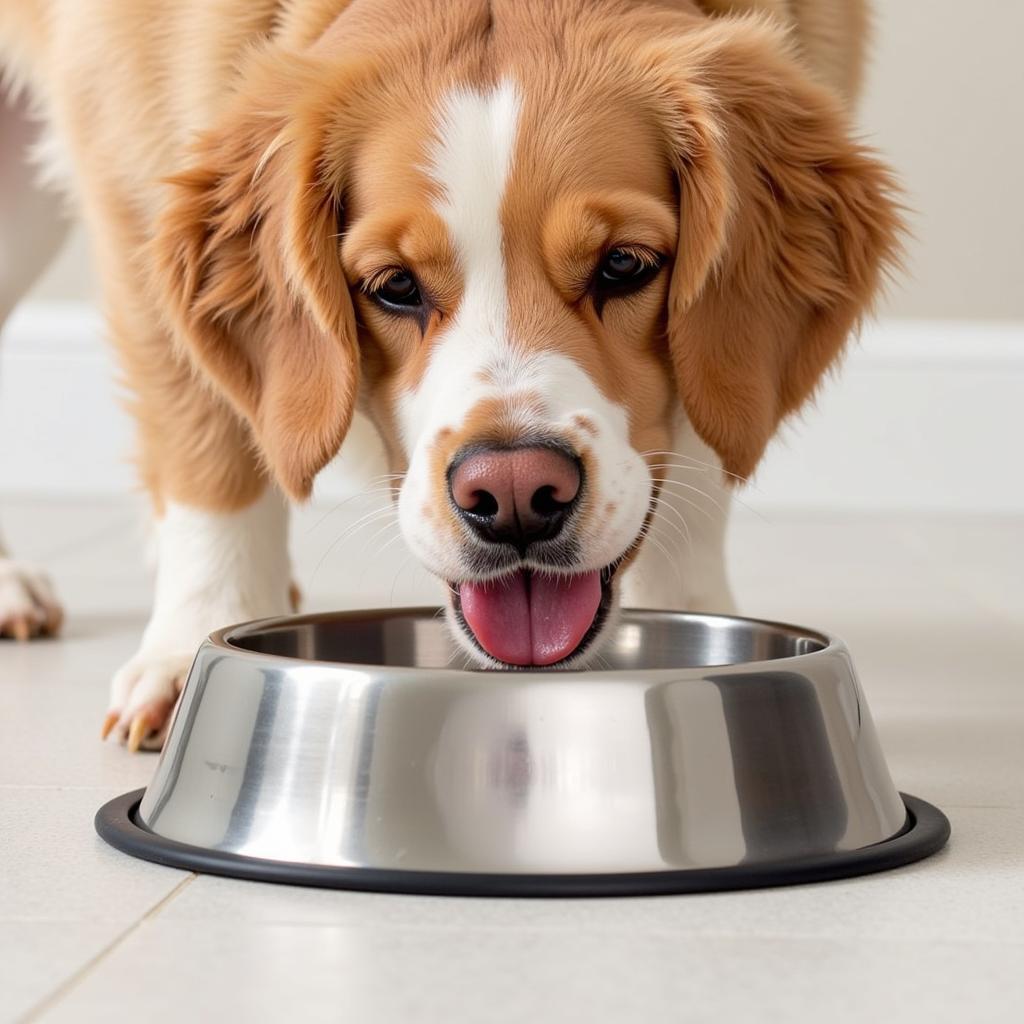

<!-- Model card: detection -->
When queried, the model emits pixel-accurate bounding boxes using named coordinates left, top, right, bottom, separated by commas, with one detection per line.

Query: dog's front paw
left=0, top=558, right=64, bottom=640
left=103, top=649, right=193, bottom=752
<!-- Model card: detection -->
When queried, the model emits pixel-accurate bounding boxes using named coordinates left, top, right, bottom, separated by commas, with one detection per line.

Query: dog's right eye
left=367, top=269, right=423, bottom=310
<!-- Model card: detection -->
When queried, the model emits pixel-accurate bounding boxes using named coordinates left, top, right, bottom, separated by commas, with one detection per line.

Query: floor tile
left=0, top=615, right=156, bottom=790
left=0, top=788, right=188, bottom=923
left=878, top=710, right=1024, bottom=809
left=37, top=921, right=1024, bottom=1024
left=829, top=611, right=1022, bottom=710
left=0, top=921, right=125, bottom=1023
left=896, top=516, right=1024, bottom=621
left=158, top=807, right=1018, bottom=943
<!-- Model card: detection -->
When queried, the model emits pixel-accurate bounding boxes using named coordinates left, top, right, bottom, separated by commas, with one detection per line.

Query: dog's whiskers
left=324, top=502, right=399, bottom=547
left=648, top=492, right=693, bottom=553
left=642, top=451, right=769, bottom=521
left=310, top=504, right=399, bottom=587
left=646, top=463, right=735, bottom=505
left=651, top=478, right=719, bottom=523
left=305, top=476, right=403, bottom=535
left=347, top=518, right=404, bottom=599
left=647, top=471, right=739, bottom=519
left=638, top=449, right=751, bottom=487
left=374, top=524, right=408, bottom=559
left=358, top=522, right=405, bottom=596
left=645, top=500, right=689, bottom=559
left=645, top=463, right=733, bottom=493
left=656, top=471, right=768, bottom=522
left=633, top=521, right=686, bottom=592
left=363, top=516, right=404, bottom=552
left=387, top=550, right=415, bottom=608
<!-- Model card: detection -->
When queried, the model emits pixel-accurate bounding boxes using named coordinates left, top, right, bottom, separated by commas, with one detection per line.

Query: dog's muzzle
left=446, top=442, right=610, bottom=666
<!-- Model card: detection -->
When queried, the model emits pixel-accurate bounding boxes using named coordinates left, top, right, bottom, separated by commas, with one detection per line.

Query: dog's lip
left=450, top=561, right=617, bottom=592
left=449, top=561, right=620, bottom=669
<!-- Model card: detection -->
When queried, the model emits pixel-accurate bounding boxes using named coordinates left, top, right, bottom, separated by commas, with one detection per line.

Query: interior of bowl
left=223, top=610, right=829, bottom=672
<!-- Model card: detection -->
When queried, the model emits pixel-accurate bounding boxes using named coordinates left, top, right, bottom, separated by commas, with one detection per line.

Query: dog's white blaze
left=428, top=79, right=519, bottom=328
left=399, top=80, right=523, bottom=453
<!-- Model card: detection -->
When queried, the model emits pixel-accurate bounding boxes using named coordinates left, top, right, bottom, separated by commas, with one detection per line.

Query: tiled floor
left=1, top=496, right=1022, bottom=1023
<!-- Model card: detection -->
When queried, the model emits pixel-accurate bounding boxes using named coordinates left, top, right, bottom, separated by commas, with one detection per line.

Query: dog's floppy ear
left=151, top=54, right=359, bottom=500
left=650, top=17, right=902, bottom=481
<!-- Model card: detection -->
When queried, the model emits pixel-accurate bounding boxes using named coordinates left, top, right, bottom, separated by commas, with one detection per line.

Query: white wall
left=859, top=0, right=1024, bottom=321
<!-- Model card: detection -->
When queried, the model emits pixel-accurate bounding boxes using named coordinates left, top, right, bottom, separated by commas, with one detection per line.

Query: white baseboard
left=2, top=301, right=1022, bottom=513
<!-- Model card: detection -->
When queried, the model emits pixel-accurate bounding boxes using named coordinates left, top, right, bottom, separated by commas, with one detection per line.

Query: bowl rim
left=206, top=606, right=842, bottom=679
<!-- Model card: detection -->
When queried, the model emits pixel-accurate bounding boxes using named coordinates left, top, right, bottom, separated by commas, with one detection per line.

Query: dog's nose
left=449, top=445, right=582, bottom=550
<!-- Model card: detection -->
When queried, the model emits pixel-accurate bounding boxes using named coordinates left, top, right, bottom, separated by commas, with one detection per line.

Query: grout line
left=17, top=874, right=197, bottom=1024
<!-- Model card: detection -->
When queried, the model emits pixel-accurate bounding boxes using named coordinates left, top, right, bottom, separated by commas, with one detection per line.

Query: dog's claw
left=44, top=604, right=64, bottom=636
left=100, top=710, right=120, bottom=741
left=126, top=714, right=151, bottom=754
left=128, top=697, right=178, bottom=752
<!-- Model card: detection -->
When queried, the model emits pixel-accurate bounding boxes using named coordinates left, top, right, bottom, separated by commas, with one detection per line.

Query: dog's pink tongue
left=529, top=571, right=603, bottom=665
left=460, top=570, right=602, bottom=666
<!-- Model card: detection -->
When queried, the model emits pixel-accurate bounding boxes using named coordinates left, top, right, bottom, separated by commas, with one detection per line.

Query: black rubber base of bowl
left=95, top=790, right=949, bottom=897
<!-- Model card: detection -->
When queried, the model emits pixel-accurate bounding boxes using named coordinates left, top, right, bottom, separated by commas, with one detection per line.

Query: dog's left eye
left=596, top=246, right=663, bottom=294
left=368, top=269, right=423, bottom=310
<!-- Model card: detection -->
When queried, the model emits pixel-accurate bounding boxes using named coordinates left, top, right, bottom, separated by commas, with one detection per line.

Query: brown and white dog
left=0, top=0, right=899, bottom=749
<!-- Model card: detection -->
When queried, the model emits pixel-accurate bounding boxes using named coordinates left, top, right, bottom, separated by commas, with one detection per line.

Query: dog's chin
left=445, top=563, right=622, bottom=671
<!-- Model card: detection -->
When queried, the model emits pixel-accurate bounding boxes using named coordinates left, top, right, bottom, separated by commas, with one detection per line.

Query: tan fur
left=651, top=18, right=901, bottom=478
left=697, top=0, right=870, bottom=99
left=1, top=0, right=893, bottom=519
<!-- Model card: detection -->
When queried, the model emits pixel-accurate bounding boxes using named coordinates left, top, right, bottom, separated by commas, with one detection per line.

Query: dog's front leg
left=104, top=488, right=293, bottom=750
left=620, top=421, right=737, bottom=614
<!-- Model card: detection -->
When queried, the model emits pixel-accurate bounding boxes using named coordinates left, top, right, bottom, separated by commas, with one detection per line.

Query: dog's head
left=153, top=6, right=900, bottom=667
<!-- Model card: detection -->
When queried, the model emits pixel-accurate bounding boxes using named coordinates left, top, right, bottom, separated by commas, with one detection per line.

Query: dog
left=0, top=0, right=900, bottom=750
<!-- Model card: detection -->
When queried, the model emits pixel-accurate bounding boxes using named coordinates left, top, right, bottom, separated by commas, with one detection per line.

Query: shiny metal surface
left=138, top=609, right=907, bottom=875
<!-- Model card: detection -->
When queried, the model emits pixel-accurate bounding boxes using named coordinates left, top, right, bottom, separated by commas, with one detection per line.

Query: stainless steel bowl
left=96, top=609, right=949, bottom=895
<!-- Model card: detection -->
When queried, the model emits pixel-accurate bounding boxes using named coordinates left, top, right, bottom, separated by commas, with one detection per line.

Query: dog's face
left=154, top=9, right=900, bottom=668
left=342, top=76, right=679, bottom=666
